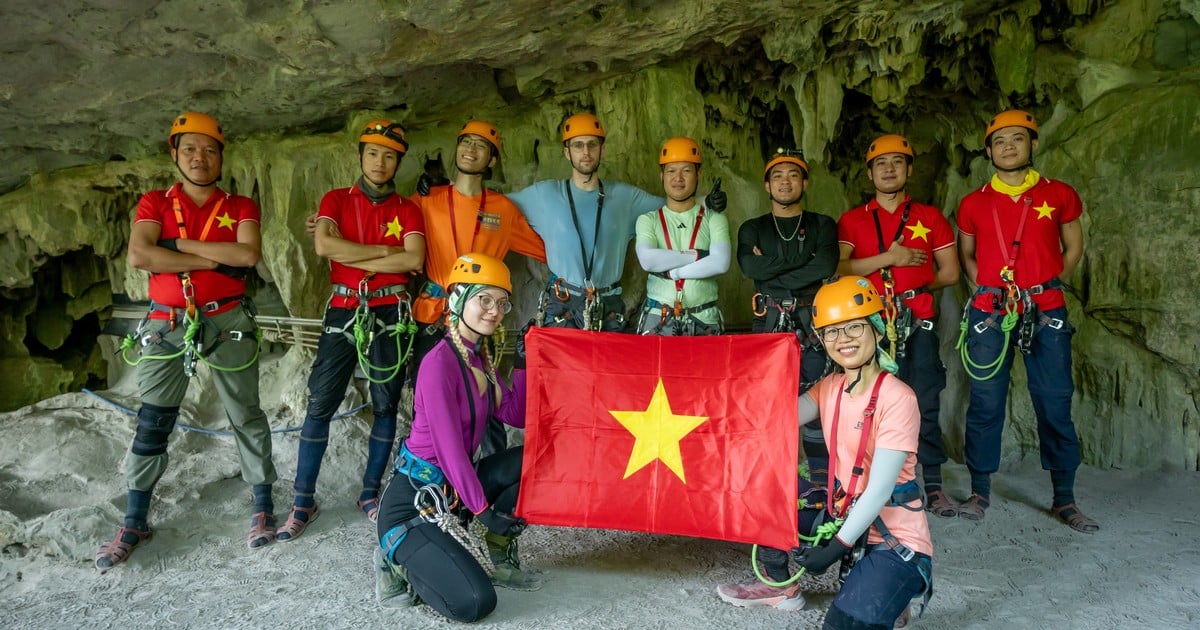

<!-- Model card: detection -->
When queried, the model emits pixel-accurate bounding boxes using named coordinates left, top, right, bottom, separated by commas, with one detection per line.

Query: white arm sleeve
left=798, top=392, right=819, bottom=426
left=670, top=242, right=731, bottom=279
left=836, top=448, right=907, bottom=544
left=635, top=243, right=697, bottom=272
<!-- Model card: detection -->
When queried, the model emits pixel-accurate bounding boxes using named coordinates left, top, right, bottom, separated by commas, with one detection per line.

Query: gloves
left=476, top=507, right=526, bottom=537
left=513, top=321, right=532, bottom=370
left=157, top=238, right=179, bottom=252
left=793, top=535, right=851, bottom=575
left=416, top=172, right=432, bottom=196
left=703, top=178, right=726, bottom=213
left=214, top=263, right=252, bottom=279
left=650, top=270, right=672, bottom=280
left=692, top=248, right=709, bottom=260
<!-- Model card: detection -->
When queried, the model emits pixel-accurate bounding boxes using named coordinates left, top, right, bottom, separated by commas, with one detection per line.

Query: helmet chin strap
left=842, top=329, right=880, bottom=393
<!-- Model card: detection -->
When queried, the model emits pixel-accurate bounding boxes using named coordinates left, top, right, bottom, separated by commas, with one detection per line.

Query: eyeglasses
left=568, top=139, right=602, bottom=152
left=773, top=148, right=805, bottom=159
left=363, top=123, right=409, bottom=151
left=476, top=294, right=512, bottom=314
left=819, top=321, right=868, bottom=343
left=458, top=136, right=492, bottom=152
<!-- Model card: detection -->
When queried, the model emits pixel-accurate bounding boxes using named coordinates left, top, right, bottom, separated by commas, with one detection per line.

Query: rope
left=413, top=484, right=494, bottom=576
left=749, top=517, right=842, bottom=587
left=81, top=388, right=368, bottom=437
left=955, top=309, right=1019, bottom=381
left=353, top=309, right=417, bottom=384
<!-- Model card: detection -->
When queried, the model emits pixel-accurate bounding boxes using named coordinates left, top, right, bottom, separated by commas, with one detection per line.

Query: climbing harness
left=537, top=276, right=621, bottom=331
left=557, top=179, right=607, bottom=331
left=324, top=274, right=417, bottom=384
left=870, top=200, right=930, bottom=359
left=636, top=299, right=721, bottom=336
left=956, top=196, right=1063, bottom=379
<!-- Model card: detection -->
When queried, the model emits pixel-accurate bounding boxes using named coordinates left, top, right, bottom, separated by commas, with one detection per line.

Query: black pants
left=892, top=327, right=949, bottom=468
left=376, top=446, right=524, bottom=622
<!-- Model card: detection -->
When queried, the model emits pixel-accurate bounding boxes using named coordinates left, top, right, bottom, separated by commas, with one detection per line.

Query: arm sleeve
left=634, top=211, right=692, bottom=271
left=797, top=392, right=819, bottom=426
left=672, top=241, right=730, bottom=279
left=835, top=448, right=907, bottom=544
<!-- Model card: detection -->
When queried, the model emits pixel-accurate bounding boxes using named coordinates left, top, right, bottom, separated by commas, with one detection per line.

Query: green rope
left=353, top=308, right=417, bottom=384
left=749, top=518, right=842, bottom=587
left=956, top=310, right=1019, bottom=381
left=120, top=313, right=261, bottom=373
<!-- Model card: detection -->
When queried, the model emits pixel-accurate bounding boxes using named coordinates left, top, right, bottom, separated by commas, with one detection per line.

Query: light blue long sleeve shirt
left=509, top=179, right=664, bottom=290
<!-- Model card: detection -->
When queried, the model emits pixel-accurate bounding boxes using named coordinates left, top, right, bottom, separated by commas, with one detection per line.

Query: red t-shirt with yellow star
left=135, top=183, right=255, bottom=316
left=956, top=177, right=1082, bottom=312
left=318, top=184, right=426, bottom=308
left=837, top=197, right=954, bottom=320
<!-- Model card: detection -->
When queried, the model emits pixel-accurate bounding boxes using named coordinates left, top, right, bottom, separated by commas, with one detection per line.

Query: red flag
left=517, top=327, right=799, bottom=550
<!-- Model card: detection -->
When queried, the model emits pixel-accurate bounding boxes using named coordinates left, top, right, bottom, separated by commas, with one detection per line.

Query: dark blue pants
left=963, top=306, right=1080, bottom=475
left=894, top=327, right=948, bottom=468
left=826, top=546, right=930, bottom=629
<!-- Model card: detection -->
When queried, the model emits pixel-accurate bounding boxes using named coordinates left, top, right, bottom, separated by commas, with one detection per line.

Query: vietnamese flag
left=516, top=327, right=800, bottom=550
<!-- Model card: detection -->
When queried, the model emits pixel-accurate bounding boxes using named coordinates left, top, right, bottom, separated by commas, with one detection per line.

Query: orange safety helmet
left=447, top=252, right=512, bottom=293
left=985, top=109, right=1038, bottom=144
left=359, top=119, right=409, bottom=154
left=865, top=134, right=914, bottom=164
left=763, top=148, right=808, bottom=180
left=658, top=137, right=702, bottom=165
left=169, top=112, right=224, bottom=149
left=562, top=113, right=606, bottom=143
left=458, top=120, right=502, bottom=154
left=811, top=276, right=883, bottom=329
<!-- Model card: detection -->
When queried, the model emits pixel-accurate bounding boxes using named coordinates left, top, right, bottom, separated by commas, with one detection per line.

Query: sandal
left=925, top=489, right=960, bottom=518
left=247, top=512, right=276, bottom=549
left=275, top=504, right=319, bottom=542
left=95, top=526, right=152, bottom=573
left=357, top=497, right=380, bottom=524
left=958, top=494, right=989, bottom=521
left=1052, top=503, right=1100, bottom=533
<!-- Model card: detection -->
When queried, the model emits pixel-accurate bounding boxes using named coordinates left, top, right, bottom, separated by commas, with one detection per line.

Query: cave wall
left=0, top=0, right=1197, bottom=469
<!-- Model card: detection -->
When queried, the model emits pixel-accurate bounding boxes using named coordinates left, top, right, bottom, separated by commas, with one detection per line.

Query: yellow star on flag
left=905, top=220, right=931, bottom=242
left=1034, top=201, right=1055, bottom=220
left=216, top=212, right=236, bottom=230
left=609, top=379, right=709, bottom=483
left=385, top=217, right=403, bottom=239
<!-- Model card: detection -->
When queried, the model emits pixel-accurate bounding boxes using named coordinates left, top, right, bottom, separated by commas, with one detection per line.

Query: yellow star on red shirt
left=216, top=212, right=236, bottom=230
left=1034, top=201, right=1056, bottom=220
left=609, top=379, right=708, bottom=483
left=384, top=217, right=403, bottom=239
left=905, top=219, right=931, bottom=242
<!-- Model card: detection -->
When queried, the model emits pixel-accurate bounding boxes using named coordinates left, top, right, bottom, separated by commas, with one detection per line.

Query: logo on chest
left=480, top=213, right=502, bottom=231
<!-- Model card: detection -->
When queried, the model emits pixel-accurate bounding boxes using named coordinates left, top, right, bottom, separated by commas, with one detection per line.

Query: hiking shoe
left=485, top=533, right=542, bottom=591
left=715, top=577, right=805, bottom=611
left=925, top=489, right=960, bottom=518
left=958, top=494, right=989, bottom=521
left=95, top=526, right=152, bottom=574
left=374, top=547, right=416, bottom=608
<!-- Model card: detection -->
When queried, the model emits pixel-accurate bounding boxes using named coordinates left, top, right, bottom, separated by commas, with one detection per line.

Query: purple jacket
left=406, top=337, right=526, bottom=514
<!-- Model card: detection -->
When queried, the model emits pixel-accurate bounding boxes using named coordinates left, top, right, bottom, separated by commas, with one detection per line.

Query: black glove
left=693, top=248, right=709, bottom=260
left=650, top=270, right=672, bottom=280
left=157, top=238, right=179, bottom=252
left=514, top=321, right=532, bottom=370
left=476, top=507, right=526, bottom=537
left=703, top=178, right=726, bottom=213
left=793, top=535, right=851, bottom=575
left=416, top=172, right=432, bottom=196
left=214, top=263, right=251, bottom=279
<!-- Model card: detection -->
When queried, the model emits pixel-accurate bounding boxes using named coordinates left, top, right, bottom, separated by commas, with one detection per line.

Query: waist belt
left=759, top=293, right=815, bottom=311
left=419, top=280, right=447, bottom=299
left=150, top=295, right=243, bottom=317
left=393, top=442, right=445, bottom=486
left=333, top=283, right=409, bottom=300
left=548, top=277, right=621, bottom=299
left=977, top=277, right=1063, bottom=300
left=644, top=298, right=718, bottom=317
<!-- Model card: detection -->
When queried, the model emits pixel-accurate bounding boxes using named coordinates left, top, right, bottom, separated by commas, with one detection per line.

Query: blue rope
left=81, top=388, right=370, bottom=437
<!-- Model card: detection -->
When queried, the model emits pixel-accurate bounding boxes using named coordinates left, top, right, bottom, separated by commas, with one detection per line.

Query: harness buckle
left=892, top=542, right=916, bottom=562
left=202, top=300, right=221, bottom=313
left=228, top=331, right=245, bottom=342
left=1046, top=317, right=1064, bottom=330
left=972, top=320, right=991, bottom=334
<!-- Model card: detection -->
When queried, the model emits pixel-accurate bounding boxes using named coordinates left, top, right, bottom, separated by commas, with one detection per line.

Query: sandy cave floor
left=0, top=380, right=1197, bottom=630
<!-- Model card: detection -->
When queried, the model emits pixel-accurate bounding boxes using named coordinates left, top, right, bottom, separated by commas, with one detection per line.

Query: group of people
left=96, top=106, right=1092, bottom=629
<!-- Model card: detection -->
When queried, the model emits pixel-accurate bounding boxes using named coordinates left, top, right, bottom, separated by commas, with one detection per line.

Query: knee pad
left=132, top=403, right=179, bottom=456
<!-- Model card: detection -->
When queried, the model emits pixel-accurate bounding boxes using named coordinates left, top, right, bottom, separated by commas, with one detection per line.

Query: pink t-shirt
left=810, top=373, right=933, bottom=557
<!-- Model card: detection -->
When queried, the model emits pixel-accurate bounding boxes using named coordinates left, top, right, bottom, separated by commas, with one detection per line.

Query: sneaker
left=715, top=577, right=805, bottom=611
left=374, top=547, right=416, bottom=608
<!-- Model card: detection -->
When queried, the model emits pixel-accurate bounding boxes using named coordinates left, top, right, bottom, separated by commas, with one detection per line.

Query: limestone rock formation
left=0, top=0, right=1196, bottom=469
